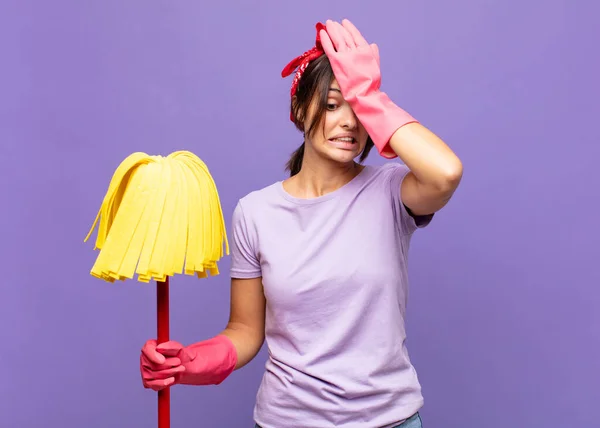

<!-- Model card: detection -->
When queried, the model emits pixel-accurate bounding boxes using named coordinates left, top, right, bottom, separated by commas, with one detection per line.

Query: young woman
left=140, top=19, right=463, bottom=428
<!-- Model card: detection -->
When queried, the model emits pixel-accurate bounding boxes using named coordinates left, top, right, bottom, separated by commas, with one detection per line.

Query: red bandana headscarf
left=281, top=22, right=327, bottom=103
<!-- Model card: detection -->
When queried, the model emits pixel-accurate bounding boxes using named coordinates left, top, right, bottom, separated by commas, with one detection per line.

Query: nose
left=341, top=108, right=358, bottom=129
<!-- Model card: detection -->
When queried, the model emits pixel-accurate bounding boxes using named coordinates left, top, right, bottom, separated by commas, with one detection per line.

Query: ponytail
left=285, top=142, right=305, bottom=176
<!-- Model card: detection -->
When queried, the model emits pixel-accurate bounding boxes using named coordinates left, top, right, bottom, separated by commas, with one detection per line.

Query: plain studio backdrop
left=1, top=0, right=598, bottom=427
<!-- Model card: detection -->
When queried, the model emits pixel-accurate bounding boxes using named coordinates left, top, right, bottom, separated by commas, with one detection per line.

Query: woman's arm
left=389, top=122, right=463, bottom=216
left=139, top=276, right=265, bottom=389
left=220, top=277, right=266, bottom=369
left=318, top=19, right=463, bottom=215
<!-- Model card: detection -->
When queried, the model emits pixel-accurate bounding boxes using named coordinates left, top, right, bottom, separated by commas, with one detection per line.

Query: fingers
left=371, top=43, right=380, bottom=66
left=141, top=355, right=181, bottom=370
left=319, top=29, right=336, bottom=55
left=141, top=340, right=166, bottom=365
left=143, top=364, right=185, bottom=380
left=321, top=19, right=369, bottom=53
left=325, top=20, right=352, bottom=52
left=341, top=19, right=369, bottom=47
left=144, top=377, right=176, bottom=391
left=140, top=339, right=188, bottom=391
left=140, top=353, right=186, bottom=391
left=156, top=340, right=184, bottom=358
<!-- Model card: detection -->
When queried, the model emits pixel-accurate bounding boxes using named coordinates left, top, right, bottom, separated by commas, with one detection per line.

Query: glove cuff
left=351, top=91, right=418, bottom=159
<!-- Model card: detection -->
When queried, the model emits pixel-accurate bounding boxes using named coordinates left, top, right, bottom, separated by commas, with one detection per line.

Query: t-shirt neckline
left=276, top=164, right=372, bottom=205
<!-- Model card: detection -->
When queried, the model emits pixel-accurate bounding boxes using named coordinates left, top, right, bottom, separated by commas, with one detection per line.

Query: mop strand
left=84, top=150, right=229, bottom=283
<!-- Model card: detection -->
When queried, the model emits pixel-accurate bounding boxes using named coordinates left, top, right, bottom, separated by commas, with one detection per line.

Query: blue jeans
left=255, top=412, right=422, bottom=427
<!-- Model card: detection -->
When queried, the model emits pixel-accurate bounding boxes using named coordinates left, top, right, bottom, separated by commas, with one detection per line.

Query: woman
left=140, top=19, right=463, bottom=428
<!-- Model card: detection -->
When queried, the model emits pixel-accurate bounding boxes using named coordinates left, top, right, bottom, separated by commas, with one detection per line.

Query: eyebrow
left=329, top=88, right=342, bottom=93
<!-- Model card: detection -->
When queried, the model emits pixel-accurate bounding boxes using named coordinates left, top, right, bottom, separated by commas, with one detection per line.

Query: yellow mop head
left=84, top=151, right=229, bottom=283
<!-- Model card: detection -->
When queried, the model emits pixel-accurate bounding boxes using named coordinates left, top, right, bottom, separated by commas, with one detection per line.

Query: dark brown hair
left=285, top=55, right=374, bottom=176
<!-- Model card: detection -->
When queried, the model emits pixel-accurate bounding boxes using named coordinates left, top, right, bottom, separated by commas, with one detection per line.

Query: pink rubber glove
left=140, top=335, right=237, bottom=391
left=320, top=19, right=418, bottom=159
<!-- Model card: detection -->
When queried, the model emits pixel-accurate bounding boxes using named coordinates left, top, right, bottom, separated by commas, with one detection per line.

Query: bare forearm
left=221, top=322, right=264, bottom=370
left=389, top=122, right=463, bottom=192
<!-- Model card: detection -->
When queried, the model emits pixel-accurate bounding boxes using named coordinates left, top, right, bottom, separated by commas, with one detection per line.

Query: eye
left=326, top=103, right=338, bottom=111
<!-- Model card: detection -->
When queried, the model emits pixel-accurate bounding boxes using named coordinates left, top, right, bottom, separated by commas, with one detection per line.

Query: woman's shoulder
left=231, top=180, right=282, bottom=221
left=370, top=162, right=410, bottom=176
left=237, top=180, right=281, bottom=206
left=352, top=163, right=411, bottom=191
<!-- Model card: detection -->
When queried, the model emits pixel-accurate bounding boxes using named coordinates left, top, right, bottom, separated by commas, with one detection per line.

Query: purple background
left=1, top=0, right=598, bottom=427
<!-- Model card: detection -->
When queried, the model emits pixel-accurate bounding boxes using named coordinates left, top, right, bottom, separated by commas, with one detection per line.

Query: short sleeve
left=387, top=163, right=434, bottom=235
left=229, top=201, right=262, bottom=279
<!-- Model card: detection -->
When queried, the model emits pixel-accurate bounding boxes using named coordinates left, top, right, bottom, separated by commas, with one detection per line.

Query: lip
left=328, top=136, right=357, bottom=150
left=329, top=133, right=356, bottom=141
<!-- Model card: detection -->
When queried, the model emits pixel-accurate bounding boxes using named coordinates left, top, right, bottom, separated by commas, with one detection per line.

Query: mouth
left=328, top=136, right=357, bottom=150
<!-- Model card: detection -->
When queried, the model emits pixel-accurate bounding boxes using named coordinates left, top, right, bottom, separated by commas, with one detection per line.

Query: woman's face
left=304, top=79, right=369, bottom=165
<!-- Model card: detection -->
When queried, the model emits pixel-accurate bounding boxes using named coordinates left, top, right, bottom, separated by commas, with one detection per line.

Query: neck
left=284, top=147, right=363, bottom=199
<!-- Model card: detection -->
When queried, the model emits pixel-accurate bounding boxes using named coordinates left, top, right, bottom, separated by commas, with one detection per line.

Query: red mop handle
left=157, top=278, right=170, bottom=428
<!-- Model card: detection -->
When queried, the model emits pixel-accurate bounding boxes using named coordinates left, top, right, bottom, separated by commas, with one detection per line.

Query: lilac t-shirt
left=230, top=163, right=432, bottom=428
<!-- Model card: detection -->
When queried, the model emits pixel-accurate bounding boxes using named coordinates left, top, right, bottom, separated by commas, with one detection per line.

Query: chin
left=320, top=141, right=362, bottom=162
left=328, top=151, right=360, bottom=165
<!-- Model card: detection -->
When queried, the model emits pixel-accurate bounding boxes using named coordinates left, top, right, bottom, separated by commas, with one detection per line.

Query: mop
left=84, top=150, right=229, bottom=428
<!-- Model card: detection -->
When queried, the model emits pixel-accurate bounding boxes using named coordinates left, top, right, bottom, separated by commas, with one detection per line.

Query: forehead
left=329, top=78, right=340, bottom=91
left=328, top=79, right=342, bottom=97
